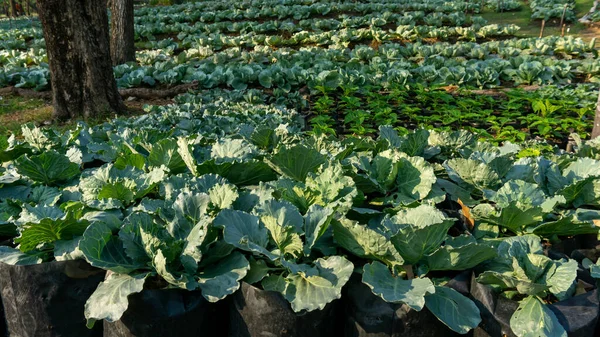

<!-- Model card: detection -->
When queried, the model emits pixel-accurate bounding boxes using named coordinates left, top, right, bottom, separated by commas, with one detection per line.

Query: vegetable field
left=0, top=0, right=600, bottom=336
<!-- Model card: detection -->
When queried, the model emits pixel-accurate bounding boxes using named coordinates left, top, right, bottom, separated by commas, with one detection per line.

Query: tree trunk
left=36, top=0, right=126, bottom=121
left=592, top=89, right=600, bottom=139
left=9, top=0, right=18, bottom=16
left=110, top=0, right=136, bottom=65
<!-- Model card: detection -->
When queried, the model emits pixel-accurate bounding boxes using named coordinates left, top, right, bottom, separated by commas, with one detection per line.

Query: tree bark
left=36, top=0, right=126, bottom=121
left=9, top=0, right=18, bottom=16
left=110, top=0, right=136, bottom=65
left=592, top=89, right=600, bottom=139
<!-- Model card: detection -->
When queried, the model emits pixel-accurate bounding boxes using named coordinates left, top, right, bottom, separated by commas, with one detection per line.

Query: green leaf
left=498, top=235, right=544, bottom=259
left=425, top=286, right=481, bottom=334
left=445, top=158, right=501, bottom=191
left=426, top=242, right=496, bottom=271
left=197, top=160, right=277, bottom=186
left=181, top=217, right=211, bottom=273
left=213, top=209, right=277, bottom=260
left=15, top=150, right=80, bottom=185
left=392, top=156, right=436, bottom=205
left=515, top=254, right=552, bottom=283
left=148, top=138, right=187, bottom=174
left=119, top=212, right=161, bottom=264
left=114, top=151, right=146, bottom=170
left=249, top=126, right=278, bottom=150
left=210, top=139, right=257, bottom=164
left=17, top=204, right=64, bottom=225
left=0, top=246, right=42, bottom=265
left=573, top=179, right=600, bottom=208
left=476, top=271, right=549, bottom=296
left=20, top=124, right=55, bottom=151
left=305, top=162, right=357, bottom=213
left=244, top=256, right=271, bottom=284
left=400, top=129, right=430, bottom=157
left=208, top=183, right=239, bottom=210
left=281, top=256, right=354, bottom=312
left=362, top=261, right=435, bottom=311
left=270, top=179, right=319, bottom=214
left=196, top=252, right=250, bottom=302
left=532, top=214, right=599, bottom=237
left=386, top=204, right=451, bottom=229
left=491, top=180, right=546, bottom=208
left=172, top=191, right=210, bottom=238
left=332, top=217, right=404, bottom=271
left=79, top=165, right=165, bottom=207
left=473, top=203, right=543, bottom=234
left=562, top=158, right=600, bottom=183
left=80, top=222, right=145, bottom=274
left=153, top=248, right=195, bottom=290
left=303, top=204, right=333, bottom=255
left=29, top=186, right=62, bottom=206
left=436, top=178, right=478, bottom=206
left=509, top=296, right=567, bottom=337
left=352, top=151, right=398, bottom=193
left=54, top=238, right=85, bottom=261
left=589, top=259, right=600, bottom=279
left=84, top=273, right=149, bottom=326
left=544, top=259, right=577, bottom=301
left=256, top=200, right=303, bottom=258
left=258, top=69, right=273, bottom=88
left=388, top=206, right=455, bottom=265
left=267, top=144, right=326, bottom=182
left=16, top=215, right=89, bottom=253
left=262, top=274, right=287, bottom=293
left=177, top=137, right=198, bottom=176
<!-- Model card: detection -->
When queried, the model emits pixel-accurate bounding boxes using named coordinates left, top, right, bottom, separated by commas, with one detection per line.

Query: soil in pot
left=470, top=274, right=600, bottom=337
left=0, top=259, right=105, bottom=337
left=343, top=276, right=463, bottom=337
left=229, top=282, right=338, bottom=337
left=104, top=288, right=224, bottom=337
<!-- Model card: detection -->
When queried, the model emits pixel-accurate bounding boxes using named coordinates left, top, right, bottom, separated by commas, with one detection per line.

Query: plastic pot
left=550, top=235, right=599, bottom=257
left=104, top=288, right=223, bottom=337
left=1, top=296, right=6, bottom=337
left=470, top=273, right=600, bottom=337
left=0, top=259, right=105, bottom=337
left=343, top=274, right=466, bottom=337
left=229, top=282, right=338, bottom=337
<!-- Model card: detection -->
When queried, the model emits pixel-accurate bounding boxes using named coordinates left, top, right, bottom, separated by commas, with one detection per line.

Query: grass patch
left=0, top=94, right=172, bottom=137
left=0, top=96, right=52, bottom=135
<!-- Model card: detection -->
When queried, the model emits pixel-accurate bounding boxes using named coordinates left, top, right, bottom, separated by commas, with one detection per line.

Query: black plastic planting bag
left=343, top=277, right=462, bottom=337
left=470, top=274, right=600, bottom=337
left=1, top=296, right=6, bottom=337
left=229, top=282, right=338, bottom=337
left=104, top=288, right=223, bottom=337
left=0, top=259, right=105, bottom=337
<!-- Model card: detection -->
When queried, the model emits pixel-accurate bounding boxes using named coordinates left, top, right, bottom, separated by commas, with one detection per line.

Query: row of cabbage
left=3, top=32, right=598, bottom=92
left=133, top=0, right=480, bottom=26
left=486, top=0, right=522, bottom=12
left=0, top=0, right=477, bottom=51
left=6, top=34, right=591, bottom=69
left=0, top=17, right=502, bottom=53
left=0, top=11, right=484, bottom=50
left=1, top=95, right=600, bottom=336
left=530, top=0, right=577, bottom=21
left=135, top=11, right=488, bottom=40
